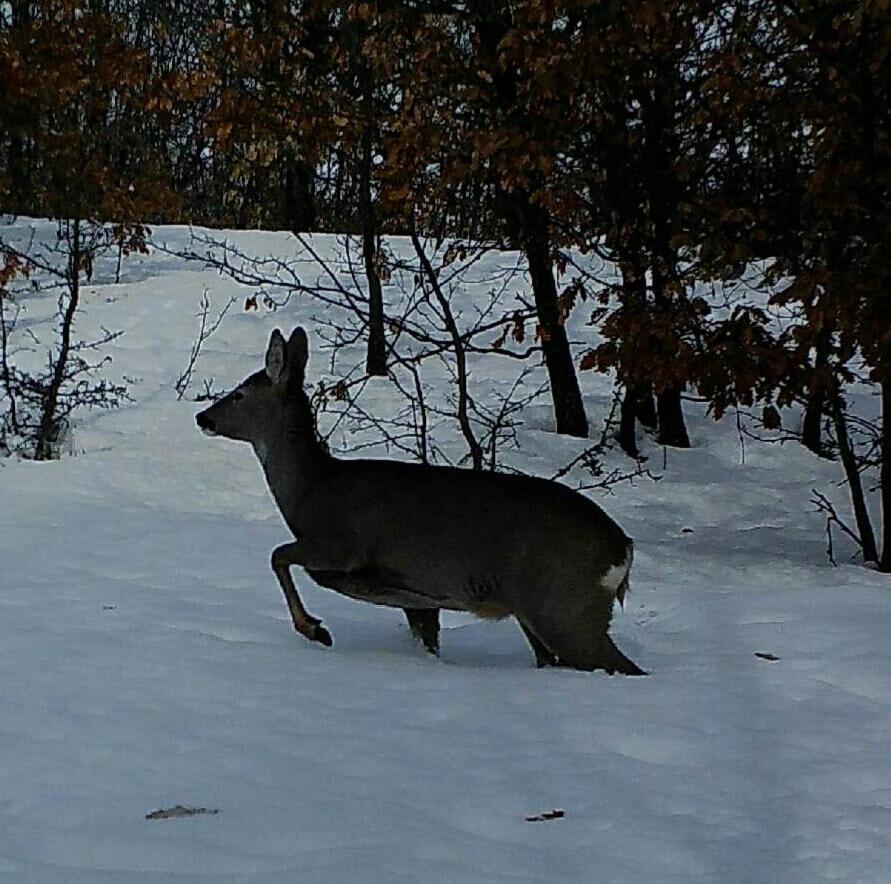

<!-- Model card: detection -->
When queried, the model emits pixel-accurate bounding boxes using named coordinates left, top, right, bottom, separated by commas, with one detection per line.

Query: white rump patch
left=601, top=548, right=631, bottom=595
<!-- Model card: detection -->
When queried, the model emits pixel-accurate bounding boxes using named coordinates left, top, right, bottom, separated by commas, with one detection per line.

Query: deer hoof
left=313, top=624, right=333, bottom=647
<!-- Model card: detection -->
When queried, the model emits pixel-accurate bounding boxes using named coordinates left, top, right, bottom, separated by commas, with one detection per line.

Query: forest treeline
left=0, top=0, right=889, bottom=569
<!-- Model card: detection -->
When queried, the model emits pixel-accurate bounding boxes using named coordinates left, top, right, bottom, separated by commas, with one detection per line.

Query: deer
left=196, top=327, right=645, bottom=675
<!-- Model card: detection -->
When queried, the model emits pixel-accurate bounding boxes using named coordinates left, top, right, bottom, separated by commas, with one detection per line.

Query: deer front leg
left=271, top=542, right=333, bottom=647
left=403, top=608, right=441, bottom=655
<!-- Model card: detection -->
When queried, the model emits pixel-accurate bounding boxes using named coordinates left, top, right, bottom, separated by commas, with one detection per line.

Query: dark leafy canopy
left=696, top=0, right=891, bottom=418
left=1, top=0, right=175, bottom=234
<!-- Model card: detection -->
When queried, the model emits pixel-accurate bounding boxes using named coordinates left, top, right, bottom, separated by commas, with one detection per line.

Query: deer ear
left=288, top=327, right=308, bottom=378
left=265, top=329, right=288, bottom=385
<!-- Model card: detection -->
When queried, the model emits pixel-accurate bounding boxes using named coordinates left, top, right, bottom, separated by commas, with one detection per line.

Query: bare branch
left=175, top=290, right=237, bottom=401
left=412, top=232, right=483, bottom=471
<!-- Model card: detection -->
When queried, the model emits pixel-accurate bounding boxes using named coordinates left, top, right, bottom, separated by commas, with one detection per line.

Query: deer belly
left=305, top=567, right=444, bottom=609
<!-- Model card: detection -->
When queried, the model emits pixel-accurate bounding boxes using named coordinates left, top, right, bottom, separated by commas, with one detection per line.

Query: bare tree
left=0, top=221, right=132, bottom=458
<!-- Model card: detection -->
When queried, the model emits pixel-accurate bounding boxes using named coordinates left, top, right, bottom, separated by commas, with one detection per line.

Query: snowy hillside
left=2, top=221, right=890, bottom=882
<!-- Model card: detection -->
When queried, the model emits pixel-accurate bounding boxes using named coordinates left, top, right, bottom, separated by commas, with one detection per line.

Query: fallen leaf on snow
left=145, top=805, right=219, bottom=820
left=525, top=809, right=565, bottom=822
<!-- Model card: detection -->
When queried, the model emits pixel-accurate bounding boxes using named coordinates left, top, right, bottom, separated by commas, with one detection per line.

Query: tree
left=570, top=0, right=758, bottom=453
left=384, top=2, right=590, bottom=437
left=691, top=0, right=891, bottom=569
left=328, top=3, right=401, bottom=376
left=772, top=0, right=891, bottom=569
left=0, top=0, right=173, bottom=458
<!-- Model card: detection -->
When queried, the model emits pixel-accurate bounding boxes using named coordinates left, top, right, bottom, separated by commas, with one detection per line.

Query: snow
left=2, top=220, right=890, bottom=882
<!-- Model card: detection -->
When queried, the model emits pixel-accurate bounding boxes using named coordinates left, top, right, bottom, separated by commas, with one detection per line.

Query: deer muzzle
left=196, top=411, right=218, bottom=436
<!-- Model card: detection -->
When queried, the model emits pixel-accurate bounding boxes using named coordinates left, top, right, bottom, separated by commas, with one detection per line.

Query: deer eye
left=232, top=391, right=245, bottom=401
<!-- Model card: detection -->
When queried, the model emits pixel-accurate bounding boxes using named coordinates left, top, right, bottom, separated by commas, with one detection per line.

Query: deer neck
left=255, top=419, right=333, bottom=530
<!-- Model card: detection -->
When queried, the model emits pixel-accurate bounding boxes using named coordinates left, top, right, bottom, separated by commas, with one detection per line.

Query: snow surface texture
left=2, top=220, right=890, bottom=883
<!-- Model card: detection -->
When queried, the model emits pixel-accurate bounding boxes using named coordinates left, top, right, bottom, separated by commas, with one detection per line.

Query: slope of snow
left=1, top=221, right=890, bottom=883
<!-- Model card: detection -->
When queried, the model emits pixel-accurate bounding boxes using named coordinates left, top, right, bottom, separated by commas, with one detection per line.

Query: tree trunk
left=880, top=379, right=890, bottom=572
left=519, top=199, right=588, bottom=438
left=643, top=73, right=691, bottom=450
left=618, top=378, right=658, bottom=458
left=358, top=66, right=387, bottom=377
left=616, top=261, right=656, bottom=457
left=282, top=159, right=317, bottom=234
left=0, top=291, right=19, bottom=436
left=7, top=0, right=33, bottom=215
left=470, top=12, right=586, bottom=436
left=636, top=385, right=657, bottom=430
left=831, top=391, right=879, bottom=565
left=802, top=326, right=832, bottom=457
left=35, top=220, right=81, bottom=461
left=802, top=394, right=824, bottom=457
left=618, top=386, right=640, bottom=458
left=652, top=241, right=690, bottom=448
left=656, top=388, right=691, bottom=448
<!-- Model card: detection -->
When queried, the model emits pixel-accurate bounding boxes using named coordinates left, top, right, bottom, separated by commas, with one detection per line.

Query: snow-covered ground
left=2, top=221, right=890, bottom=882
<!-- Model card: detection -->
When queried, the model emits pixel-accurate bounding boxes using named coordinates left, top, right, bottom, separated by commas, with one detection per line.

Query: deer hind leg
left=517, top=620, right=563, bottom=668
left=521, top=592, right=646, bottom=676
left=403, top=608, right=440, bottom=655
left=271, top=543, right=333, bottom=647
